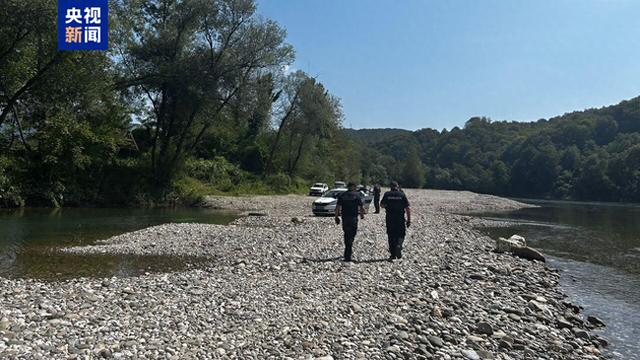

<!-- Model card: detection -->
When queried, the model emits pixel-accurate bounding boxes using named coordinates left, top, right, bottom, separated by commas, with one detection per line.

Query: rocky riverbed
left=0, top=190, right=609, bottom=359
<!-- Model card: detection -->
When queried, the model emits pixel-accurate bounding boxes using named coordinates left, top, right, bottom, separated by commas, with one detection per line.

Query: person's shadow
left=302, top=257, right=388, bottom=264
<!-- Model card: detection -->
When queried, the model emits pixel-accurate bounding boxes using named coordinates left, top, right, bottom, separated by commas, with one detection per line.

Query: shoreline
left=1, top=190, right=608, bottom=359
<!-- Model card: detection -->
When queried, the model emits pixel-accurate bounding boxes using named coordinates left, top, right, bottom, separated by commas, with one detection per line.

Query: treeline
left=0, top=0, right=358, bottom=207
left=349, top=97, right=640, bottom=202
left=3, top=0, right=640, bottom=208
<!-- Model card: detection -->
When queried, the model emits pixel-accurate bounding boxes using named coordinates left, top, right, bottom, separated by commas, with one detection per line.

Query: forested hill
left=343, top=128, right=413, bottom=145
left=346, top=97, right=640, bottom=202
left=2, top=0, right=639, bottom=207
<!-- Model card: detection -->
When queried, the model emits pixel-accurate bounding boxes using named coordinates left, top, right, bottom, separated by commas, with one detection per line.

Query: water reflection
left=0, top=207, right=237, bottom=279
left=472, top=199, right=640, bottom=359
left=475, top=200, right=640, bottom=275
left=549, top=257, right=640, bottom=359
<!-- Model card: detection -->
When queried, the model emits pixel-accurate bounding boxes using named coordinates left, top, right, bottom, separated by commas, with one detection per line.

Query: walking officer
left=380, top=181, right=411, bottom=260
left=335, top=182, right=365, bottom=262
left=373, top=184, right=381, bottom=213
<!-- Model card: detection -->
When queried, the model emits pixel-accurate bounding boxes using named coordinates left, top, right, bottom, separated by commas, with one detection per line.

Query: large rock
left=512, top=246, right=546, bottom=262
left=573, top=328, right=591, bottom=340
left=494, top=234, right=545, bottom=261
left=508, top=235, right=526, bottom=245
left=587, top=315, right=606, bottom=327
left=494, top=235, right=526, bottom=253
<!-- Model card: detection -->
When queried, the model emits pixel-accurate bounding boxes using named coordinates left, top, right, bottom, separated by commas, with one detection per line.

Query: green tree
left=1, top=0, right=128, bottom=206
left=401, top=150, right=425, bottom=188
left=114, top=0, right=294, bottom=196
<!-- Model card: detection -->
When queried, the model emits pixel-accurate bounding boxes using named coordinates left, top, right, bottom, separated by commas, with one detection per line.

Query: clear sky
left=257, top=0, right=640, bottom=130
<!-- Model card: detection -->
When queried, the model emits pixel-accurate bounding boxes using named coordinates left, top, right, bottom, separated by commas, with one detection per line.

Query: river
left=475, top=199, right=640, bottom=359
left=1, top=201, right=638, bottom=357
left=0, top=207, right=237, bottom=279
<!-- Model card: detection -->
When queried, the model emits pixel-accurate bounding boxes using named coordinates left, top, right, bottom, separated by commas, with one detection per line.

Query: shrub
left=0, top=156, right=24, bottom=207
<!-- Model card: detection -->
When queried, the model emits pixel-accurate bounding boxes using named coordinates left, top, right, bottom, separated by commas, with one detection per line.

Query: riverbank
left=0, top=190, right=608, bottom=359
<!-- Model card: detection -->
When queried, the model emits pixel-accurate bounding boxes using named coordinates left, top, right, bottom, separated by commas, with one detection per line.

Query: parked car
left=312, top=188, right=372, bottom=216
left=334, top=181, right=346, bottom=189
left=308, top=182, right=329, bottom=196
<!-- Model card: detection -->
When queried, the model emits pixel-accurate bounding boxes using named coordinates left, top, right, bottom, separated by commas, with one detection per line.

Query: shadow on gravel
left=354, top=258, right=390, bottom=264
left=302, top=256, right=389, bottom=264
left=302, top=256, right=343, bottom=263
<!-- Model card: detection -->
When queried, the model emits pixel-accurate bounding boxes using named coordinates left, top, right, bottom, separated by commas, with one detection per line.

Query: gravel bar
left=0, top=190, right=608, bottom=359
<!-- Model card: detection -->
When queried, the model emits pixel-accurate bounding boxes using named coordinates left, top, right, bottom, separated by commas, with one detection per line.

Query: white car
left=312, top=189, right=346, bottom=216
left=309, top=182, right=329, bottom=196
left=312, top=188, right=371, bottom=216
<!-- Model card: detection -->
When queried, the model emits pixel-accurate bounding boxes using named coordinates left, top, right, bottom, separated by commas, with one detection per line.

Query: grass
left=171, top=176, right=308, bottom=205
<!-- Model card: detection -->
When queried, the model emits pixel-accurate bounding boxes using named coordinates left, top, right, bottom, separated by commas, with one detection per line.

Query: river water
left=0, top=207, right=237, bottom=279
left=475, top=199, right=640, bottom=359
left=1, top=202, right=638, bottom=357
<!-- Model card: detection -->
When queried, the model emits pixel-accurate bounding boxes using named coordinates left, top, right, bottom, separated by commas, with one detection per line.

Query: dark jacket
left=380, top=190, right=410, bottom=236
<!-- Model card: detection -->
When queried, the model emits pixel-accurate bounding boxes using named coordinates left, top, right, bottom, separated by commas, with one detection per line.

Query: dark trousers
left=374, top=197, right=380, bottom=213
left=388, top=235, right=405, bottom=259
left=342, top=217, right=358, bottom=260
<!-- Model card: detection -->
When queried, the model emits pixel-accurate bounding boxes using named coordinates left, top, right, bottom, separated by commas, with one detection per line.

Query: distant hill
left=344, top=96, right=640, bottom=202
left=343, top=128, right=413, bottom=145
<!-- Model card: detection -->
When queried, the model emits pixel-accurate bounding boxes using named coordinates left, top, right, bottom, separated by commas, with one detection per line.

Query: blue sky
left=257, top=0, right=640, bottom=130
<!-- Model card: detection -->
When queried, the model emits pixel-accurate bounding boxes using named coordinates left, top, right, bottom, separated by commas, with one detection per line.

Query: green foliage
left=2, top=0, right=640, bottom=207
left=0, top=0, right=330, bottom=207
left=0, top=156, right=23, bottom=207
left=184, top=158, right=306, bottom=196
left=401, top=150, right=425, bottom=188
left=113, top=0, right=294, bottom=195
left=350, top=97, right=640, bottom=201
left=168, top=176, right=217, bottom=206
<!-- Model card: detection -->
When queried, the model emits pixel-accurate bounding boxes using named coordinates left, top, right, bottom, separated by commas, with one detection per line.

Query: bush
left=168, top=176, right=216, bottom=205
left=182, top=158, right=308, bottom=196
left=0, top=157, right=24, bottom=207
left=185, top=157, right=247, bottom=191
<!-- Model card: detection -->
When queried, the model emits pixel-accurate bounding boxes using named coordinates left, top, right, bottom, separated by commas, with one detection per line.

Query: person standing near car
left=335, top=182, right=365, bottom=262
left=373, top=184, right=382, bottom=213
left=381, top=181, right=411, bottom=260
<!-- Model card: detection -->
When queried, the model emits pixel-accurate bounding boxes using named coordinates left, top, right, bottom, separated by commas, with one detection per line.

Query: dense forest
left=0, top=0, right=364, bottom=207
left=1, top=0, right=639, bottom=208
left=348, top=97, right=640, bottom=202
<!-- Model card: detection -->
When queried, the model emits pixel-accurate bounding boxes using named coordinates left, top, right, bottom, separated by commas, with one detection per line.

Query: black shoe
left=343, top=257, right=352, bottom=262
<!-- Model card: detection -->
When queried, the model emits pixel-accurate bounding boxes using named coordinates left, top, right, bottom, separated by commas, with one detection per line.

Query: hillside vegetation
left=1, top=0, right=638, bottom=207
left=349, top=97, right=640, bottom=202
left=0, top=0, right=354, bottom=207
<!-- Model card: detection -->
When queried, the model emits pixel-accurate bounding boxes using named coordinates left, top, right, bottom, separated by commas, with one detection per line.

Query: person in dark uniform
left=380, top=181, right=411, bottom=260
left=335, top=182, right=365, bottom=262
left=373, top=184, right=381, bottom=213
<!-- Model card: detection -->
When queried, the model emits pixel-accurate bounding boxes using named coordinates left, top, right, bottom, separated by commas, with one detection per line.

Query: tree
left=114, top=0, right=294, bottom=196
left=283, top=74, right=342, bottom=177
left=574, top=153, right=616, bottom=201
left=401, top=149, right=425, bottom=188
left=1, top=0, right=128, bottom=206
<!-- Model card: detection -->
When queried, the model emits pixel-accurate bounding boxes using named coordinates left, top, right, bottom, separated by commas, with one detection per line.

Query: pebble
left=0, top=190, right=606, bottom=359
left=475, top=322, right=493, bottom=335
left=427, top=335, right=444, bottom=347
left=461, top=349, right=480, bottom=360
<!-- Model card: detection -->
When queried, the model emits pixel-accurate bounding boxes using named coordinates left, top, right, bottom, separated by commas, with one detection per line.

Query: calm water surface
left=0, top=207, right=237, bottom=279
left=475, top=199, right=640, bottom=358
